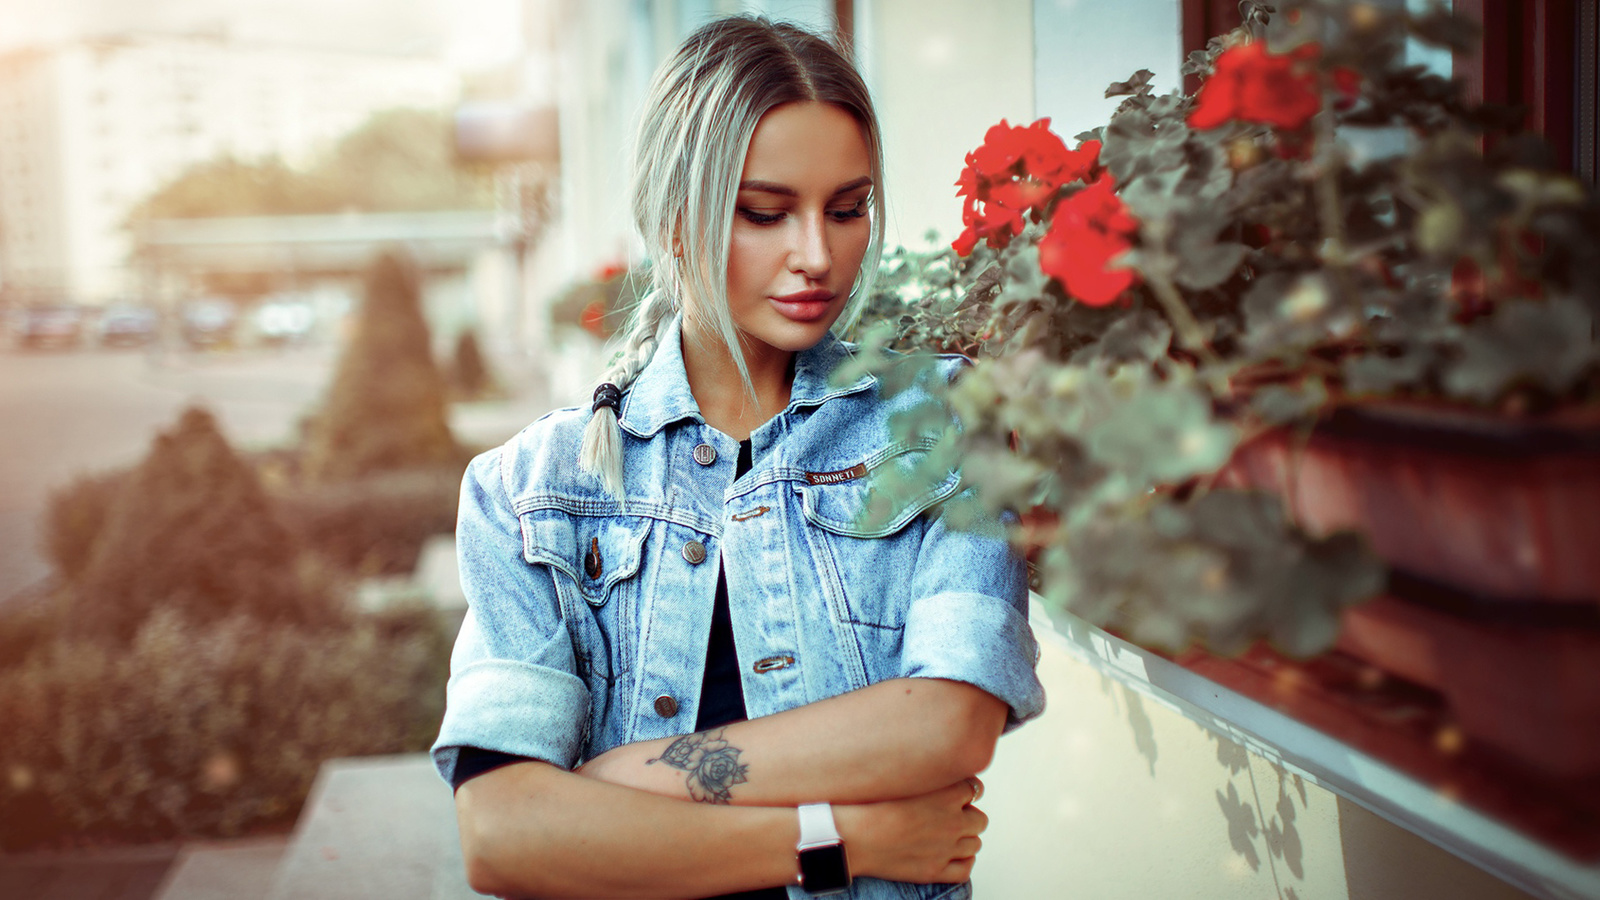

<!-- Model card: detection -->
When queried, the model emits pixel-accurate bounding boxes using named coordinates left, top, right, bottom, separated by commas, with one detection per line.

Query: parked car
left=253, top=296, right=316, bottom=345
left=181, top=298, right=238, bottom=349
left=11, top=305, right=86, bottom=349
left=98, top=304, right=160, bottom=347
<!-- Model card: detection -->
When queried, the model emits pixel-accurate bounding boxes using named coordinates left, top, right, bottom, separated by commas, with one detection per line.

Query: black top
left=453, top=440, right=786, bottom=900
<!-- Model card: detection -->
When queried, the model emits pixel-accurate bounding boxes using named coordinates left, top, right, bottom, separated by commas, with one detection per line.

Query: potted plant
left=850, top=0, right=1600, bottom=780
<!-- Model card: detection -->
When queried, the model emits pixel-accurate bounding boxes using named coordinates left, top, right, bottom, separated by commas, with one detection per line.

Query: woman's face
left=717, top=101, right=873, bottom=365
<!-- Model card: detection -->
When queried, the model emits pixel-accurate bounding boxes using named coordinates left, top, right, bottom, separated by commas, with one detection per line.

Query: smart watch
left=796, top=802, right=851, bottom=895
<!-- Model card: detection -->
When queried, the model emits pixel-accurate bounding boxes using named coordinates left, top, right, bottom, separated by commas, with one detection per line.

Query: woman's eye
left=738, top=208, right=785, bottom=225
left=828, top=204, right=867, bottom=223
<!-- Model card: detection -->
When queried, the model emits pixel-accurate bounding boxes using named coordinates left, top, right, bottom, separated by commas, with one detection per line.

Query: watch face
left=799, top=843, right=851, bottom=894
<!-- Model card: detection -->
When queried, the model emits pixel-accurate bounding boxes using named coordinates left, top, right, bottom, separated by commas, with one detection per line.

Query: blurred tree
left=127, top=108, right=492, bottom=225
left=302, top=249, right=460, bottom=482
left=447, top=328, right=498, bottom=400
left=68, top=407, right=331, bottom=643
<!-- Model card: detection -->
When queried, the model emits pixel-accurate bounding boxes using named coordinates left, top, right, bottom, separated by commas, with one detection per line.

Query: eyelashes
left=736, top=202, right=869, bottom=226
left=739, top=209, right=785, bottom=226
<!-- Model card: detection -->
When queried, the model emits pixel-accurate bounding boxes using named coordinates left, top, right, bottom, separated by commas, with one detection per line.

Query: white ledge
left=1028, top=596, right=1600, bottom=900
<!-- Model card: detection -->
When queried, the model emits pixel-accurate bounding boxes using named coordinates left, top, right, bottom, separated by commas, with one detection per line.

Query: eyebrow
left=738, top=176, right=874, bottom=197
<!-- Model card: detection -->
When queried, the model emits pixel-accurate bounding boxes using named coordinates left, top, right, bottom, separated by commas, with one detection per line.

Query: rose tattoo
left=647, top=729, right=750, bottom=804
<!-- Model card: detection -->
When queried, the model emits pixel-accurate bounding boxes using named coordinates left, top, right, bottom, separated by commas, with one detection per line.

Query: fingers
left=963, top=776, right=985, bottom=805
left=965, top=804, right=989, bottom=836
left=939, top=855, right=977, bottom=884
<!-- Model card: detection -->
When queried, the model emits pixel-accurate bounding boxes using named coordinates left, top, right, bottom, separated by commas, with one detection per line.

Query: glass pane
left=1033, top=0, right=1183, bottom=142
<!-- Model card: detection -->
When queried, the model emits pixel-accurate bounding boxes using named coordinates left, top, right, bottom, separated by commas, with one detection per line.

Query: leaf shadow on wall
left=1210, top=731, right=1309, bottom=898
left=1099, top=671, right=1161, bottom=777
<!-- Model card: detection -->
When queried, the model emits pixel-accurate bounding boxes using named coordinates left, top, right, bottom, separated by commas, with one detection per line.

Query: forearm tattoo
left=646, top=729, right=750, bottom=804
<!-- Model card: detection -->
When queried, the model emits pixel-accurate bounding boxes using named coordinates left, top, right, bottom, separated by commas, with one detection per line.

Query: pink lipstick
left=770, top=289, right=836, bottom=323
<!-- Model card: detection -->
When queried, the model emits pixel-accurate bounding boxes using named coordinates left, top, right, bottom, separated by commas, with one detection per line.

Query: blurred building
left=0, top=33, right=457, bottom=305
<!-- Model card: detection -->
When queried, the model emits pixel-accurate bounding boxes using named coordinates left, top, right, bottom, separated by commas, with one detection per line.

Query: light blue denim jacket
left=433, top=321, right=1045, bottom=900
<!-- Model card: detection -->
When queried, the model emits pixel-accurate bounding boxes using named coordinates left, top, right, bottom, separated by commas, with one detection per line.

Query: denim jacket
left=433, top=321, right=1046, bottom=900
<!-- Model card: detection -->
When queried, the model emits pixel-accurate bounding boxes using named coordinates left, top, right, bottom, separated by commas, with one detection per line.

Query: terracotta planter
left=1222, top=401, right=1600, bottom=779
left=1337, top=595, right=1600, bottom=780
left=1225, top=402, right=1600, bottom=605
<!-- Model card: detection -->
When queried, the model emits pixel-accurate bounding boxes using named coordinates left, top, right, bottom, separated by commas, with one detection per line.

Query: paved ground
left=0, top=344, right=335, bottom=601
left=0, top=843, right=181, bottom=900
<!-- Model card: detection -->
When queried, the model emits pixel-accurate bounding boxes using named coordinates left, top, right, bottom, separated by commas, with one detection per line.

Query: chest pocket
left=797, top=442, right=961, bottom=629
left=520, top=509, right=651, bottom=683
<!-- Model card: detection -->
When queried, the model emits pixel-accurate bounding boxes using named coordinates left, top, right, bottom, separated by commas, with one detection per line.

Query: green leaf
left=1248, top=381, right=1328, bottom=425
left=1342, top=350, right=1434, bottom=396
left=1174, top=241, right=1249, bottom=291
left=1085, top=377, right=1239, bottom=486
left=1442, top=297, right=1599, bottom=402
left=1106, top=69, right=1156, bottom=98
left=1069, top=309, right=1173, bottom=368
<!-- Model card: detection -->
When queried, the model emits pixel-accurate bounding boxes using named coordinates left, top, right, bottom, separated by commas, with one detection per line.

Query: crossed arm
left=453, top=676, right=1007, bottom=899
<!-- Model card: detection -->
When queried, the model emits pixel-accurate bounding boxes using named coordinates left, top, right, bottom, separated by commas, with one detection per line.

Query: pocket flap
left=521, top=510, right=649, bottom=606
left=799, top=445, right=960, bottom=538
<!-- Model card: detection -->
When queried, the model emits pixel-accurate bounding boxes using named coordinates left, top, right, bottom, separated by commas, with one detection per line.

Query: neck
left=679, top=320, right=793, bottom=441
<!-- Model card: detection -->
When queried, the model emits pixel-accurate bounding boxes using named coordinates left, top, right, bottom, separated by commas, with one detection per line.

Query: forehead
left=739, top=101, right=871, bottom=189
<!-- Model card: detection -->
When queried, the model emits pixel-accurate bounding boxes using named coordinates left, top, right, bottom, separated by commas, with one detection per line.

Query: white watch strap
left=796, top=802, right=841, bottom=847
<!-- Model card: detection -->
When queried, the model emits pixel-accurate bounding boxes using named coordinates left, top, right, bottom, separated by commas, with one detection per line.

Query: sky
left=0, top=0, right=524, bottom=66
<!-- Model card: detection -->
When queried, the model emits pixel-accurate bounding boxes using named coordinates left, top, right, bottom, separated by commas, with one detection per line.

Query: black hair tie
left=592, top=382, right=622, bottom=414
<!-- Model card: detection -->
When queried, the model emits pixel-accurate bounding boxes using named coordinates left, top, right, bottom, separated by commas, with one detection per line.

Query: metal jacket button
left=654, top=694, right=679, bottom=718
left=693, top=443, right=717, bottom=466
left=681, top=540, right=707, bottom=565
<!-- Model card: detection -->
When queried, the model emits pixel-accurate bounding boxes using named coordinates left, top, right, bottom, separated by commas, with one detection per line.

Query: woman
left=432, top=16, right=1044, bottom=899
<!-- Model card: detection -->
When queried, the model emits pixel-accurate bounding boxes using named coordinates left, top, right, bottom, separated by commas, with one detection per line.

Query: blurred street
left=0, top=346, right=335, bottom=603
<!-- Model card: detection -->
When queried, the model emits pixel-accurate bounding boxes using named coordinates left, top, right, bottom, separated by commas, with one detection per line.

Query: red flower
left=1189, top=41, right=1323, bottom=131
left=1038, top=174, right=1141, bottom=307
left=1331, top=66, right=1362, bottom=109
left=953, top=118, right=1101, bottom=256
left=594, top=262, right=627, bottom=282
left=580, top=299, right=607, bottom=336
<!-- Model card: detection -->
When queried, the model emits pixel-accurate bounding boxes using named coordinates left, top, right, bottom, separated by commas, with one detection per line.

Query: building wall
left=974, top=608, right=1540, bottom=900
left=0, top=50, right=70, bottom=301
left=0, top=35, right=457, bottom=305
left=860, top=0, right=1036, bottom=251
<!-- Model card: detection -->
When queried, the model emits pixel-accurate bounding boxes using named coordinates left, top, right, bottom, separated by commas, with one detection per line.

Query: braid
left=579, top=287, right=676, bottom=500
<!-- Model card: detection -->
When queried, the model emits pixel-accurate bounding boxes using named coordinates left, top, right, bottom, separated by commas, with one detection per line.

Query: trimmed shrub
left=41, top=469, right=123, bottom=582
left=302, top=250, right=458, bottom=481
left=65, top=407, right=333, bottom=643
left=447, top=328, right=499, bottom=400
left=0, top=607, right=449, bottom=850
left=276, top=466, right=463, bottom=576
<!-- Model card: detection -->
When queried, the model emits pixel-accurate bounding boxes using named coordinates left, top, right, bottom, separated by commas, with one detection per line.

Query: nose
left=788, top=212, right=831, bottom=280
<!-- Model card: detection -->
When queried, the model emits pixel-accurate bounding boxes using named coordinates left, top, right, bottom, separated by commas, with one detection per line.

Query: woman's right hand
left=834, top=779, right=988, bottom=884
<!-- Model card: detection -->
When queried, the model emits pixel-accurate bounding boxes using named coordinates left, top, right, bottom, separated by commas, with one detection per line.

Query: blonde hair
left=580, top=16, right=886, bottom=498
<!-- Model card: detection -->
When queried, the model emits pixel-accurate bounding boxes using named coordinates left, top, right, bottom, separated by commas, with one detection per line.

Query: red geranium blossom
left=1038, top=174, right=1141, bottom=307
left=1189, top=41, right=1324, bottom=131
left=580, top=299, right=608, bottom=336
left=953, top=118, right=1101, bottom=256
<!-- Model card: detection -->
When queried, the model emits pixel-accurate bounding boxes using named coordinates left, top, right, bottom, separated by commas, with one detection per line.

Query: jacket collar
left=617, top=315, right=876, bottom=439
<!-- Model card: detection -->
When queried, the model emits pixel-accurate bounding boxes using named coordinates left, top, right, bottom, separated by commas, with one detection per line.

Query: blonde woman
left=433, top=16, right=1044, bottom=899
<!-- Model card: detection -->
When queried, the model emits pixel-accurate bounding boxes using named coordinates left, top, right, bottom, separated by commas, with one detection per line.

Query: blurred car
left=181, top=298, right=238, bottom=348
left=12, top=305, right=86, bottom=349
left=253, top=296, right=316, bottom=345
left=98, top=303, right=160, bottom=347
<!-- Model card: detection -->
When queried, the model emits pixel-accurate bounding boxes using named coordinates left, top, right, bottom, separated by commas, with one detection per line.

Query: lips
left=770, top=289, right=836, bottom=323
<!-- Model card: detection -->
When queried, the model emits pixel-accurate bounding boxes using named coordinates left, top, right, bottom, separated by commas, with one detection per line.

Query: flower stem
left=1148, top=271, right=1217, bottom=364
left=1147, top=271, right=1232, bottom=397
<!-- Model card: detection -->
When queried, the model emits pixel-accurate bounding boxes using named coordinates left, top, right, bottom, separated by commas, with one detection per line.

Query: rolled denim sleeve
left=431, top=448, right=590, bottom=784
left=899, top=507, right=1045, bottom=730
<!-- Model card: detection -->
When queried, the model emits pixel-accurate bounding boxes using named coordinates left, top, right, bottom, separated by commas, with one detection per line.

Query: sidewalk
left=0, top=842, right=182, bottom=900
